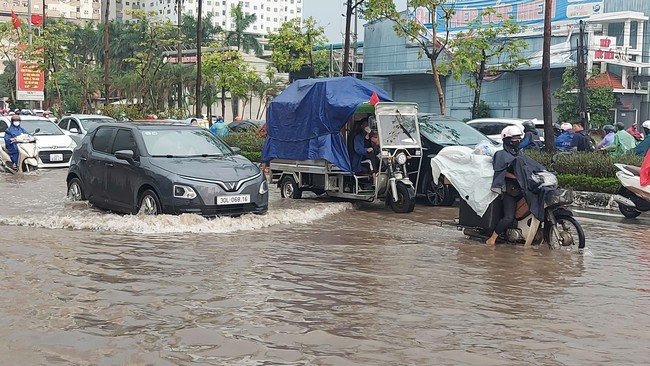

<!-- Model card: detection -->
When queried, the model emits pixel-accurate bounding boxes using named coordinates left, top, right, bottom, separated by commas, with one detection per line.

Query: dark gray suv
left=66, top=123, right=268, bottom=216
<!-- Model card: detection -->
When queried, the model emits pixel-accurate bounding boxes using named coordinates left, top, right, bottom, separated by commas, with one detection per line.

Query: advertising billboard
left=16, top=44, right=45, bottom=101
left=409, top=0, right=604, bottom=39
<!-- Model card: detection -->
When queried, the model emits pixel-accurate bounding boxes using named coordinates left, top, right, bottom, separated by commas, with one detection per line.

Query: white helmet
left=642, top=120, right=650, bottom=130
left=501, top=125, right=523, bottom=139
left=560, top=122, right=573, bottom=131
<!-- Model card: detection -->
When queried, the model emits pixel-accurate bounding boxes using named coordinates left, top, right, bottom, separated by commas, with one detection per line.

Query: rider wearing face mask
left=352, top=118, right=379, bottom=173
left=486, top=126, right=523, bottom=246
left=4, top=115, right=29, bottom=170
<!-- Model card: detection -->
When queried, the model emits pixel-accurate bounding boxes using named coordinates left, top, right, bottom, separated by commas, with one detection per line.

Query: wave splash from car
left=0, top=202, right=351, bottom=234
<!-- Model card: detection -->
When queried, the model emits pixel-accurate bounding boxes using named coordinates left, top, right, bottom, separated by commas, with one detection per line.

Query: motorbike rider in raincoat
left=519, top=120, right=543, bottom=151
left=3, top=114, right=29, bottom=170
left=634, top=120, right=650, bottom=157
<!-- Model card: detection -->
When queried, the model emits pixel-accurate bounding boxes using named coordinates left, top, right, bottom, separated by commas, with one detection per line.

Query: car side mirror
left=231, top=146, right=242, bottom=155
left=69, top=128, right=79, bottom=134
left=34, top=128, right=41, bottom=134
left=115, top=149, right=135, bottom=164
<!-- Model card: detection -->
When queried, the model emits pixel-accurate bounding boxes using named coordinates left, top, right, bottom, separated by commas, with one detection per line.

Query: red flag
left=31, top=14, right=44, bottom=27
left=11, top=11, right=21, bottom=29
left=369, top=91, right=379, bottom=106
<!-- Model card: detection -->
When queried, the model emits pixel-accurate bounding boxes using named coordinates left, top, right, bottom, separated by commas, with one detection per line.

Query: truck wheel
left=280, top=175, right=302, bottom=199
left=390, top=183, right=415, bottom=213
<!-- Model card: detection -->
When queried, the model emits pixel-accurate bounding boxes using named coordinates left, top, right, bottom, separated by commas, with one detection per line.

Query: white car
left=467, top=118, right=546, bottom=144
left=0, top=116, right=77, bottom=168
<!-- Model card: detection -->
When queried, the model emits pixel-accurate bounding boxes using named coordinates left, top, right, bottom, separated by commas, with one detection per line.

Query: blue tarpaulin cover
left=262, top=77, right=392, bottom=172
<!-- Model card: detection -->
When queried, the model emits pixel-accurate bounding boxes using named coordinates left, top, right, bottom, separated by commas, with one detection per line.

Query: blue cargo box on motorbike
left=459, top=198, right=502, bottom=229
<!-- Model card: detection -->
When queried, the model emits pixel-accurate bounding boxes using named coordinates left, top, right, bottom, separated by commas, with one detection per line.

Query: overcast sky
left=302, top=0, right=408, bottom=44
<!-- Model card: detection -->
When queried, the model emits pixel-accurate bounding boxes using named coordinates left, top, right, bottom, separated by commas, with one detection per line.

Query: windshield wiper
left=395, top=110, right=415, bottom=142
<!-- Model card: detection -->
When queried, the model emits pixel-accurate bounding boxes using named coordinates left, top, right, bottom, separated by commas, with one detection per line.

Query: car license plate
left=216, top=194, right=250, bottom=205
left=50, top=154, right=63, bottom=162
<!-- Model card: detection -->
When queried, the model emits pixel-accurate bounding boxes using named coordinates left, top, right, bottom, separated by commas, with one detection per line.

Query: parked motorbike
left=613, top=164, right=650, bottom=218
left=1, top=130, right=41, bottom=173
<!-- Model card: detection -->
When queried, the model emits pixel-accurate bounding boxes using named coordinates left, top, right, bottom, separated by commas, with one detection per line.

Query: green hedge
left=221, top=130, right=265, bottom=152
left=241, top=151, right=262, bottom=163
left=557, top=174, right=620, bottom=194
left=526, top=151, right=643, bottom=178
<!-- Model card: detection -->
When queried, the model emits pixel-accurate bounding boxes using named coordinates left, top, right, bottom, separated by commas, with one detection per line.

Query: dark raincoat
left=492, top=147, right=551, bottom=221
left=4, top=123, right=29, bottom=165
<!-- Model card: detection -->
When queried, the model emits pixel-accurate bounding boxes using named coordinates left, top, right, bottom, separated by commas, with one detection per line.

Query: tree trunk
left=430, top=58, right=446, bottom=115
left=542, top=0, right=555, bottom=152
left=221, top=85, right=226, bottom=119
left=472, top=60, right=486, bottom=119
left=342, top=1, right=353, bottom=77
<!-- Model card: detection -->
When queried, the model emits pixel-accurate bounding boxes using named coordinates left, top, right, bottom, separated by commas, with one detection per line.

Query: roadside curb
left=571, top=191, right=618, bottom=211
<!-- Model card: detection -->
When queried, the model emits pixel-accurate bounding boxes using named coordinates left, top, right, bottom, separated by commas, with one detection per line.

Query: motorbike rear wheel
left=544, top=214, right=585, bottom=249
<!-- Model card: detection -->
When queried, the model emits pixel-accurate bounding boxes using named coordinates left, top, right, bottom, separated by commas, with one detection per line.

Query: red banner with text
left=16, top=44, right=44, bottom=101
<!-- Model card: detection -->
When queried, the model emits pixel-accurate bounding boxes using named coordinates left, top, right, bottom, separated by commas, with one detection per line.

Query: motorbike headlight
left=396, top=152, right=408, bottom=165
left=259, top=180, right=268, bottom=194
left=173, top=185, right=197, bottom=199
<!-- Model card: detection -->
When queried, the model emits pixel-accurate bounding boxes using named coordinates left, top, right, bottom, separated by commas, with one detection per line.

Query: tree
left=254, top=66, right=286, bottom=119
left=202, top=50, right=260, bottom=118
left=365, top=0, right=454, bottom=115
left=123, top=11, right=179, bottom=113
left=0, top=20, right=27, bottom=107
left=268, top=17, right=326, bottom=76
left=225, top=3, right=262, bottom=56
left=554, top=67, right=615, bottom=128
left=181, top=13, right=222, bottom=47
left=443, top=7, right=529, bottom=119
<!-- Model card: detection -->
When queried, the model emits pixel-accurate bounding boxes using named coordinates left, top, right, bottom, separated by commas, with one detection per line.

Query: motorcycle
left=459, top=186, right=586, bottom=249
left=612, top=164, right=650, bottom=218
left=1, top=129, right=41, bottom=173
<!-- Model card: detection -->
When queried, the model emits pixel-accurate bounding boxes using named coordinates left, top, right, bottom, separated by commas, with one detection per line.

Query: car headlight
left=68, top=140, right=77, bottom=149
left=396, top=152, right=408, bottom=165
left=259, top=180, right=268, bottom=194
left=173, top=185, right=197, bottom=199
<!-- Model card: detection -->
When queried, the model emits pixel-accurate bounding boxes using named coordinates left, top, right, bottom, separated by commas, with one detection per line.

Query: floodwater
left=0, top=169, right=648, bottom=365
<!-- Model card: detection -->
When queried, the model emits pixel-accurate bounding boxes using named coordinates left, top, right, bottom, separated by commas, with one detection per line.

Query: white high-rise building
left=118, top=0, right=302, bottom=35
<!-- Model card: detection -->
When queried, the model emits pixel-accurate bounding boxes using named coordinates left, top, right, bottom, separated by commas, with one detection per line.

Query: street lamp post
left=195, top=0, right=202, bottom=118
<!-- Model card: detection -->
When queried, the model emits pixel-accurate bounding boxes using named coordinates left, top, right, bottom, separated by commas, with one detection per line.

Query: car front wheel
left=424, top=174, right=455, bottom=206
left=67, top=177, right=85, bottom=201
left=137, top=190, right=162, bottom=215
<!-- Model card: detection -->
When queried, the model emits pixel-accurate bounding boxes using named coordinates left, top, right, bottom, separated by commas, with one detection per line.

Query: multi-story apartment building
left=0, top=0, right=100, bottom=23
left=114, top=0, right=302, bottom=35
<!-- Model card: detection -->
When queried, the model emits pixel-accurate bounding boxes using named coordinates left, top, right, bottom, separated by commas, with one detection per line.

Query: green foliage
left=221, top=129, right=265, bottom=152
left=203, top=50, right=260, bottom=115
left=268, top=17, right=326, bottom=74
left=554, top=67, right=616, bottom=127
left=364, top=0, right=454, bottom=114
left=557, top=174, right=620, bottom=194
left=225, top=3, right=262, bottom=56
left=525, top=151, right=643, bottom=178
left=241, top=151, right=262, bottom=163
left=441, top=7, right=528, bottom=119
left=181, top=13, right=222, bottom=47
left=99, top=104, right=143, bottom=120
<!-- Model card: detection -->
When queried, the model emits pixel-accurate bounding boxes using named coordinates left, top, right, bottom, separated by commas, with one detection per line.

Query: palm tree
left=182, top=13, right=222, bottom=47
left=225, top=3, right=262, bottom=56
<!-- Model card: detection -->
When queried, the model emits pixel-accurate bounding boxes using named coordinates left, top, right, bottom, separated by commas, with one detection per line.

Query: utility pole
left=41, top=0, right=46, bottom=109
left=542, top=0, right=555, bottom=151
left=329, top=43, right=333, bottom=77
left=177, top=0, right=183, bottom=110
left=352, top=6, right=358, bottom=76
left=343, top=1, right=362, bottom=77
left=104, top=0, right=110, bottom=106
left=195, top=0, right=202, bottom=118
left=576, top=20, right=589, bottom=127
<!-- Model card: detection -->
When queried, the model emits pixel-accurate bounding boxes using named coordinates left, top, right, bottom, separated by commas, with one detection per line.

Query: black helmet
left=603, top=124, right=615, bottom=134
left=522, top=120, right=535, bottom=131
left=615, top=122, right=625, bottom=131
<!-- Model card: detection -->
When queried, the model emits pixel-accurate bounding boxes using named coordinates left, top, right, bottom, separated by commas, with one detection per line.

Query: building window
left=125, top=1, right=129, bottom=4
left=253, top=25, right=257, bottom=30
left=253, top=5, right=257, bottom=10
left=244, top=1, right=248, bottom=6
left=206, top=0, right=211, bottom=4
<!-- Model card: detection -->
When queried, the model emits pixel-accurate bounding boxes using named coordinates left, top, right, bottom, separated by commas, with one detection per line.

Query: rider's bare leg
left=486, top=231, right=498, bottom=246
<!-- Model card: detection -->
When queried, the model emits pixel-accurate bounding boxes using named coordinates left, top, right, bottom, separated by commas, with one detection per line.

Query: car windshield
left=420, top=116, right=494, bottom=146
left=21, top=119, right=63, bottom=135
left=377, top=113, right=420, bottom=147
left=80, top=117, right=116, bottom=131
left=141, top=128, right=233, bottom=157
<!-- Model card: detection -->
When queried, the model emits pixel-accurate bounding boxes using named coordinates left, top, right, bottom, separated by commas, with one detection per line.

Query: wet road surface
left=0, top=169, right=649, bottom=365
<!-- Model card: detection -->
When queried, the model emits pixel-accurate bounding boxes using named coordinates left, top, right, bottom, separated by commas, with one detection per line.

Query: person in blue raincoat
left=209, top=116, right=229, bottom=137
left=4, top=115, right=29, bottom=169
left=352, top=118, right=379, bottom=173
left=555, top=122, right=574, bottom=152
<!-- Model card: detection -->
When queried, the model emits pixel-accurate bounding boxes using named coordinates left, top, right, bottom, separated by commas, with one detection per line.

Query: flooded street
left=1, top=169, right=649, bottom=365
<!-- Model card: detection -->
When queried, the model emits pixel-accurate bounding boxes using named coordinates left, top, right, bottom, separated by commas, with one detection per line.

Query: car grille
left=181, top=203, right=260, bottom=216
left=39, top=150, right=73, bottom=163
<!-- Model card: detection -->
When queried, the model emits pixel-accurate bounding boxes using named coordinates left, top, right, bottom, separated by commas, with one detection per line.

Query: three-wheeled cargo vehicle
left=262, top=77, right=422, bottom=213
